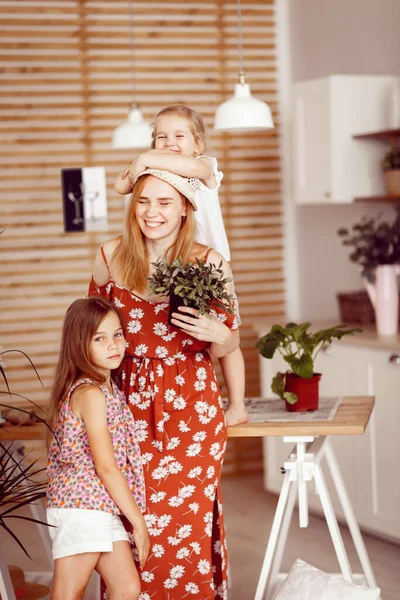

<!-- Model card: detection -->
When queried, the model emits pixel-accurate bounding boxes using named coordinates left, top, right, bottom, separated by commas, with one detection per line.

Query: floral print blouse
left=46, top=378, right=146, bottom=515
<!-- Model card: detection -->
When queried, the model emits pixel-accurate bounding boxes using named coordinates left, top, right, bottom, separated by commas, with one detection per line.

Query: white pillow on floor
left=274, top=559, right=381, bottom=600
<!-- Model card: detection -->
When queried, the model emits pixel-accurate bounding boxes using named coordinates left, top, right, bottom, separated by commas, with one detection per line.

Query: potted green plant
left=255, top=322, right=361, bottom=412
left=382, top=148, right=400, bottom=196
left=338, top=208, right=400, bottom=335
left=148, top=257, right=235, bottom=325
left=337, top=206, right=400, bottom=282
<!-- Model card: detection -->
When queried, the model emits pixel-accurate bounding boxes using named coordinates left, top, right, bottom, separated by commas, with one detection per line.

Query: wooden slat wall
left=0, top=0, right=284, bottom=434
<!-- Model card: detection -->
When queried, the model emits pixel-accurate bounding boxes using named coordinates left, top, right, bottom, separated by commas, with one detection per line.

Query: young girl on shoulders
left=46, top=296, right=149, bottom=600
left=114, top=104, right=248, bottom=427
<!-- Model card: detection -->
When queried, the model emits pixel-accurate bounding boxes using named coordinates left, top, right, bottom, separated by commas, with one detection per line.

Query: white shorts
left=47, top=508, right=129, bottom=560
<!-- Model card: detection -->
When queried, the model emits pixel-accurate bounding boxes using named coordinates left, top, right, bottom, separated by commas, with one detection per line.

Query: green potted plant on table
left=255, top=322, right=361, bottom=412
left=382, top=149, right=400, bottom=196
left=148, top=257, right=235, bottom=325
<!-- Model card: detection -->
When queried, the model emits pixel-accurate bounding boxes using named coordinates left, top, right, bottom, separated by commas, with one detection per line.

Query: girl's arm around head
left=133, top=150, right=214, bottom=183
left=115, top=152, right=215, bottom=194
left=115, top=167, right=135, bottom=195
left=73, top=386, right=149, bottom=567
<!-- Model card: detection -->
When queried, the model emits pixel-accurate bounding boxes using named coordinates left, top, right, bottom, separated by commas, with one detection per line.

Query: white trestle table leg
left=254, top=435, right=379, bottom=600
left=296, top=440, right=308, bottom=527
left=266, top=476, right=297, bottom=599
left=0, top=544, right=16, bottom=600
left=313, top=462, right=353, bottom=581
left=10, top=443, right=53, bottom=567
left=324, top=439, right=378, bottom=588
left=254, top=470, right=292, bottom=600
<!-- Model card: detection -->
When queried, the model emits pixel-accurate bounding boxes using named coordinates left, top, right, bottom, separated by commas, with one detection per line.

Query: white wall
left=287, top=0, right=400, bottom=321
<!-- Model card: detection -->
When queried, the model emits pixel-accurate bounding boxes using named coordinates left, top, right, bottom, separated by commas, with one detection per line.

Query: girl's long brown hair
left=47, top=297, right=123, bottom=443
left=112, top=174, right=207, bottom=292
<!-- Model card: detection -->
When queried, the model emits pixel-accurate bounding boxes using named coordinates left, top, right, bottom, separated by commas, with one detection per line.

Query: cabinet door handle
left=324, top=191, right=331, bottom=200
left=389, top=353, right=400, bottom=364
left=322, top=343, right=332, bottom=355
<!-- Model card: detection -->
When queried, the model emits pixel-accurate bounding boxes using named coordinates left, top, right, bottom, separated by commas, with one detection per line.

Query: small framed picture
left=61, top=167, right=108, bottom=232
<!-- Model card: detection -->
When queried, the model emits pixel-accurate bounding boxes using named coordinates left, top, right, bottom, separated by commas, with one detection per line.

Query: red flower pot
left=285, top=373, right=321, bottom=412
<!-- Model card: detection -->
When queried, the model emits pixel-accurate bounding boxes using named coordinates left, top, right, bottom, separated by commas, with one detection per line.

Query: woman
left=89, top=168, right=239, bottom=599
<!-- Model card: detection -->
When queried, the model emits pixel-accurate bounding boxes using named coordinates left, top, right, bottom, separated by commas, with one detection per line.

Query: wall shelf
left=354, top=195, right=400, bottom=203
left=352, top=128, right=400, bottom=143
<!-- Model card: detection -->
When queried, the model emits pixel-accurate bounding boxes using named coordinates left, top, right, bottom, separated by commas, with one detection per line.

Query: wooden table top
left=0, top=397, right=374, bottom=441
left=227, top=396, right=375, bottom=438
left=0, top=422, right=47, bottom=441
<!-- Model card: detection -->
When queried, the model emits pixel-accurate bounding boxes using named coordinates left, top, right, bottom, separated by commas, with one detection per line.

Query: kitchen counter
left=254, top=320, right=400, bottom=352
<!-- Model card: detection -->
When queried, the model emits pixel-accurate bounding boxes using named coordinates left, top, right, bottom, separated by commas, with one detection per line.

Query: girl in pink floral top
left=46, top=296, right=149, bottom=600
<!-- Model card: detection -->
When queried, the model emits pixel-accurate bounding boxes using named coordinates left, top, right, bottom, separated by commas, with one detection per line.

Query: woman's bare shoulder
left=204, top=248, right=228, bottom=268
left=92, top=237, right=121, bottom=285
left=102, top=237, right=120, bottom=260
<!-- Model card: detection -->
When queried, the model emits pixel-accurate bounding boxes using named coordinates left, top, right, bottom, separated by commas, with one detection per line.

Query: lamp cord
left=128, top=0, right=137, bottom=107
left=237, top=0, right=244, bottom=75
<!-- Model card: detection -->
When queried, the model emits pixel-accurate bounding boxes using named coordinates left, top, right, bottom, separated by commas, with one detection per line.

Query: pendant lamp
left=112, top=1, right=152, bottom=149
left=214, top=0, right=274, bottom=133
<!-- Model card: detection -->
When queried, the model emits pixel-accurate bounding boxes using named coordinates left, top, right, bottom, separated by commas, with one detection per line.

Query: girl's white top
left=194, top=155, right=230, bottom=262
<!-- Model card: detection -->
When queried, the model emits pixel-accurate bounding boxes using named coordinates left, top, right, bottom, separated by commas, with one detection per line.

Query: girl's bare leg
left=96, top=541, right=141, bottom=600
left=51, top=552, right=100, bottom=600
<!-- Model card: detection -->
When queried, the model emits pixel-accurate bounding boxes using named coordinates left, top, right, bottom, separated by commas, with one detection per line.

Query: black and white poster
left=61, top=166, right=108, bottom=232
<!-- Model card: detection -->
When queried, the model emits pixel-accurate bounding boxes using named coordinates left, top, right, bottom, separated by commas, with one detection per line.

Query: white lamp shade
left=214, top=83, right=274, bottom=132
left=112, top=106, right=152, bottom=149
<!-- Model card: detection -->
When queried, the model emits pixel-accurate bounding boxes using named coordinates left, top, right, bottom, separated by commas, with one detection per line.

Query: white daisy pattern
left=153, top=322, right=168, bottom=337
left=129, top=308, right=144, bottom=319
left=88, top=266, right=238, bottom=598
left=134, top=344, right=148, bottom=357
left=127, top=320, right=142, bottom=334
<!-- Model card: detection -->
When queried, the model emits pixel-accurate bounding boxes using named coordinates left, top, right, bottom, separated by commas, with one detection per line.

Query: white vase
left=364, top=265, right=400, bottom=336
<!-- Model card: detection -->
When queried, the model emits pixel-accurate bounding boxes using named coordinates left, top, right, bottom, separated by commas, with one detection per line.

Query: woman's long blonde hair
left=112, top=174, right=206, bottom=292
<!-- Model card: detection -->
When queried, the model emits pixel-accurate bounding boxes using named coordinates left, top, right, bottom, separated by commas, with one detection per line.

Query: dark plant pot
left=168, top=291, right=198, bottom=326
left=285, top=373, right=321, bottom=412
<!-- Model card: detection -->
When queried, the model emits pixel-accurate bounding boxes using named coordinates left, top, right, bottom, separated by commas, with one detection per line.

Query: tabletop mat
left=242, top=397, right=342, bottom=423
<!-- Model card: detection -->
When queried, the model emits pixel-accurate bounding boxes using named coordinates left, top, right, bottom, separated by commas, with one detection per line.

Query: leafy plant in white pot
left=338, top=207, right=400, bottom=336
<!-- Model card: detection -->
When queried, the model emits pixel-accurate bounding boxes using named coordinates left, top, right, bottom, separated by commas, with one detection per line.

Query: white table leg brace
left=254, top=435, right=379, bottom=600
left=0, top=545, right=16, bottom=600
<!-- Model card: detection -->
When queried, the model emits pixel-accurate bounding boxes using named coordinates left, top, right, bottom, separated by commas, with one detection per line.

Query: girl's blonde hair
left=112, top=174, right=207, bottom=292
left=47, top=297, right=123, bottom=444
left=151, top=104, right=206, bottom=153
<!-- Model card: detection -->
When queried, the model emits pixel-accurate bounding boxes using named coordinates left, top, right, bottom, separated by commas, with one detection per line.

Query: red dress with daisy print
left=88, top=250, right=239, bottom=600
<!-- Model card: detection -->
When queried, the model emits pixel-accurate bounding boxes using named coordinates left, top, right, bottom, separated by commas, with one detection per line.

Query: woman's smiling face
left=134, top=175, right=187, bottom=243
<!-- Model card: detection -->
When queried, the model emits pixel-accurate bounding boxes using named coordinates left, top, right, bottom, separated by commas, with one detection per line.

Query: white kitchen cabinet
left=260, top=342, right=400, bottom=540
left=293, top=75, right=396, bottom=204
left=361, top=352, right=400, bottom=538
